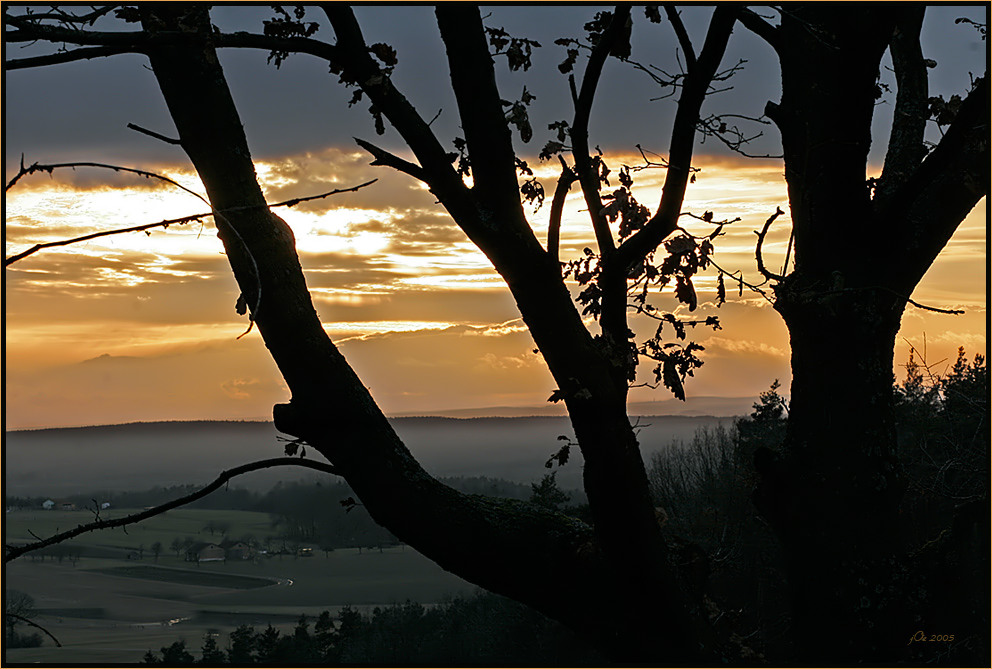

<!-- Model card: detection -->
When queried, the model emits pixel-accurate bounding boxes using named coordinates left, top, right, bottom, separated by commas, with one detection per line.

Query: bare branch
left=570, top=5, right=632, bottom=259
left=5, top=614, right=62, bottom=647
left=755, top=207, right=787, bottom=281
left=4, top=457, right=340, bottom=563
left=354, top=137, right=427, bottom=182
left=708, top=257, right=774, bottom=303
left=663, top=4, right=697, bottom=69
left=8, top=5, right=120, bottom=25
left=548, top=155, right=578, bottom=262
left=903, top=296, right=964, bottom=315
left=617, top=6, right=741, bottom=272
left=4, top=160, right=206, bottom=201
left=875, top=7, right=928, bottom=206
left=5, top=213, right=205, bottom=266
left=127, top=122, right=182, bottom=145
left=5, top=178, right=378, bottom=266
left=4, top=45, right=134, bottom=70
left=736, top=8, right=782, bottom=52
left=435, top=5, right=524, bottom=210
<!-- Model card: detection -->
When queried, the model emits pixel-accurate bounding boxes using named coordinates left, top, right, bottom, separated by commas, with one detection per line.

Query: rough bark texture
left=753, top=6, right=988, bottom=663
left=137, top=5, right=704, bottom=663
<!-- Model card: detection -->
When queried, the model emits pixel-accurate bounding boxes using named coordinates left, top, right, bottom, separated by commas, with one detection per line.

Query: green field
left=5, top=507, right=279, bottom=554
left=4, top=508, right=478, bottom=664
left=91, top=565, right=277, bottom=589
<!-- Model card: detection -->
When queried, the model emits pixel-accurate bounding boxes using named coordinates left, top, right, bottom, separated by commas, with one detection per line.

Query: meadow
left=4, top=508, right=477, bottom=664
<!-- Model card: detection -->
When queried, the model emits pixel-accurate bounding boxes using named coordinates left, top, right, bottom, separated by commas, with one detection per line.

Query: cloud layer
left=4, top=148, right=986, bottom=428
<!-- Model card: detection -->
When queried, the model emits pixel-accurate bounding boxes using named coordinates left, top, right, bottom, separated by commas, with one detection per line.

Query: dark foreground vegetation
left=135, top=349, right=988, bottom=665
left=141, top=592, right=606, bottom=667
left=6, top=5, right=987, bottom=664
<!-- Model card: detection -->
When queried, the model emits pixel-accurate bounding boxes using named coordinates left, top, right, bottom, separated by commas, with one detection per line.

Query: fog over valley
left=5, top=414, right=734, bottom=498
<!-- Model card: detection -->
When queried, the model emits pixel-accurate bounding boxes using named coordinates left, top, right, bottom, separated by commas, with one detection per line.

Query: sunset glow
left=4, top=147, right=986, bottom=429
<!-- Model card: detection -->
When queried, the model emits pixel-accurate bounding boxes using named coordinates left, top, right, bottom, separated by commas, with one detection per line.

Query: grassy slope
left=5, top=509, right=477, bottom=664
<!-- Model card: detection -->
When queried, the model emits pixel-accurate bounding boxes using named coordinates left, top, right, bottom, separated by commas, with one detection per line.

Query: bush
left=6, top=630, right=44, bottom=648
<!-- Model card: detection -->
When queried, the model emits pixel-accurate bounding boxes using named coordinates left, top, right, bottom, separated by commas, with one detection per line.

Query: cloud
left=704, top=337, right=788, bottom=359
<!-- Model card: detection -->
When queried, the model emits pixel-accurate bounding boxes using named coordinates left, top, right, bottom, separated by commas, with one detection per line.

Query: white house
left=42, top=499, right=55, bottom=510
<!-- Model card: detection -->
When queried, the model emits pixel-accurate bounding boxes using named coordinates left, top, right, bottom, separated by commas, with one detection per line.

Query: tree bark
left=755, top=6, right=987, bottom=663
left=137, top=5, right=704, bottom=663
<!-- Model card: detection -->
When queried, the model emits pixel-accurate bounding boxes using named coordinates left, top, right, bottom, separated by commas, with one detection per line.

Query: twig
left=755, top=207, right=786, bottom=281
left=5, top=176, right=377, bottom=266
left=4, top=614, right=62, bottom=647
left=903, top=297, right=964, bottom=315
left=5, top=213, right=206, bottom=266
left=4, top=457, right=340, bottom=563
left=2, top=158, right=267, bottom=333
left=126, top=122, right=182, bottom=145
left=708, top=257, right=773, bottom=303
left=354, top=137, right=427, bottom=182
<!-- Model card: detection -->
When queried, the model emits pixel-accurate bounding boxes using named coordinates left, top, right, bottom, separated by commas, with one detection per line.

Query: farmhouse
left=185, top=542, right=226, bottom=563
left=221, top=540, right=253, bottom=561
left=42, top=499, right=54, bottom=510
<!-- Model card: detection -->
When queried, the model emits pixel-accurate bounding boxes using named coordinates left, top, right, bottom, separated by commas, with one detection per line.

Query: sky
left=3, top=5, right=988, bottom=429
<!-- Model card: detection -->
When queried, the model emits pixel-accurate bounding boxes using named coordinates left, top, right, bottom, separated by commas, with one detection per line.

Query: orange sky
left=4, top=149, right=987, bottom=429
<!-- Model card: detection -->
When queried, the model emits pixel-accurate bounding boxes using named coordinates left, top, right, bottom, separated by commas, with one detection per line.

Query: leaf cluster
left=263, top=6, right=319, bottom=68
left=485, top=26, right=541, bottom=72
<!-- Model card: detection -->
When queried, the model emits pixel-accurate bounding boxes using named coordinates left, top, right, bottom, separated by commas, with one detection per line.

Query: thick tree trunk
left=757, top=8, right=919, bottom=662
left=137, top=6, right=706, bottom=663
left=757, top=283, right=911, bottom=662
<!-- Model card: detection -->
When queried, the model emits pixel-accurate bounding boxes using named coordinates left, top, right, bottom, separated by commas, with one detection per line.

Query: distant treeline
left=6, top=475, right=573, bottom=551
left=141, top=591, right=607, bottom=666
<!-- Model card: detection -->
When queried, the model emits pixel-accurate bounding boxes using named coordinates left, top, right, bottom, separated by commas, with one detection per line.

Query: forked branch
left=4, top=457, right=340, bottom=563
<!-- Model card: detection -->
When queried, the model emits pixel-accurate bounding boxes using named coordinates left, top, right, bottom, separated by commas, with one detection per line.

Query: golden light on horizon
left=4, top=148, right=986, bottom=428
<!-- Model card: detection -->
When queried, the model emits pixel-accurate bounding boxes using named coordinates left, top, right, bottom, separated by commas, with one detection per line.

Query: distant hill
left=392, top=395, right=756, bottom=419
left=4, top=414, right=734, bottom=498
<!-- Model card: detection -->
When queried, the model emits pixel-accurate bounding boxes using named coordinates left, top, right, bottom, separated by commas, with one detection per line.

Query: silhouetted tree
left=5, top=5, right=987, bottom=664
left=529, top=473, right=571, bottom=512
left=198, top=634, right=226, bottom=666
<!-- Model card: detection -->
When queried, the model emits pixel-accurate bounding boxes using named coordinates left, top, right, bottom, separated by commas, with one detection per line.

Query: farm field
left=4, top=509, right=478, bottom=664
left=5, top=507, right=278, bottom=554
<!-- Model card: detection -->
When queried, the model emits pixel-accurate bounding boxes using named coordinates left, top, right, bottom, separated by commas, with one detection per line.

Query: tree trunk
left=757, top=283, right=911, bottom=663
left=756, top=8, right=917, bottom=662
left=137, top=6, right=705, bottom=663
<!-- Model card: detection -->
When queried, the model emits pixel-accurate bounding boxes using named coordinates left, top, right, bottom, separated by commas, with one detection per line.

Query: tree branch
left=6, top=212, right=205, bottom=266
left=755, top=207, right=787, bottom=281
left=5, top=614, right=62, bottom=647
left=127, top=122, right=182, bottom=145
left=875, top=6, right=928, bottom=207
left=548, top=155, right=578, bottom=262
left=320, top=5, right=477, bottom=227
left=617, top=6, right=740, bottom=272
left=736, top=8, right=781, bottom=52
left=4, top=45, right=135, bottom=70
left=353, top=138, right=426, bottom=182
left=882, top=75, right=989, bottom=290
left=4, top=458, right=340, bottom=563
left=4, top=160, right=206, bottom=200
left=571, top=5, right=632, bottom=259
left=435, top=5, right=526, bottom=219
left=663, top=4, right=697, bottom=69
left=6, top=175, right=377, bottom=266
